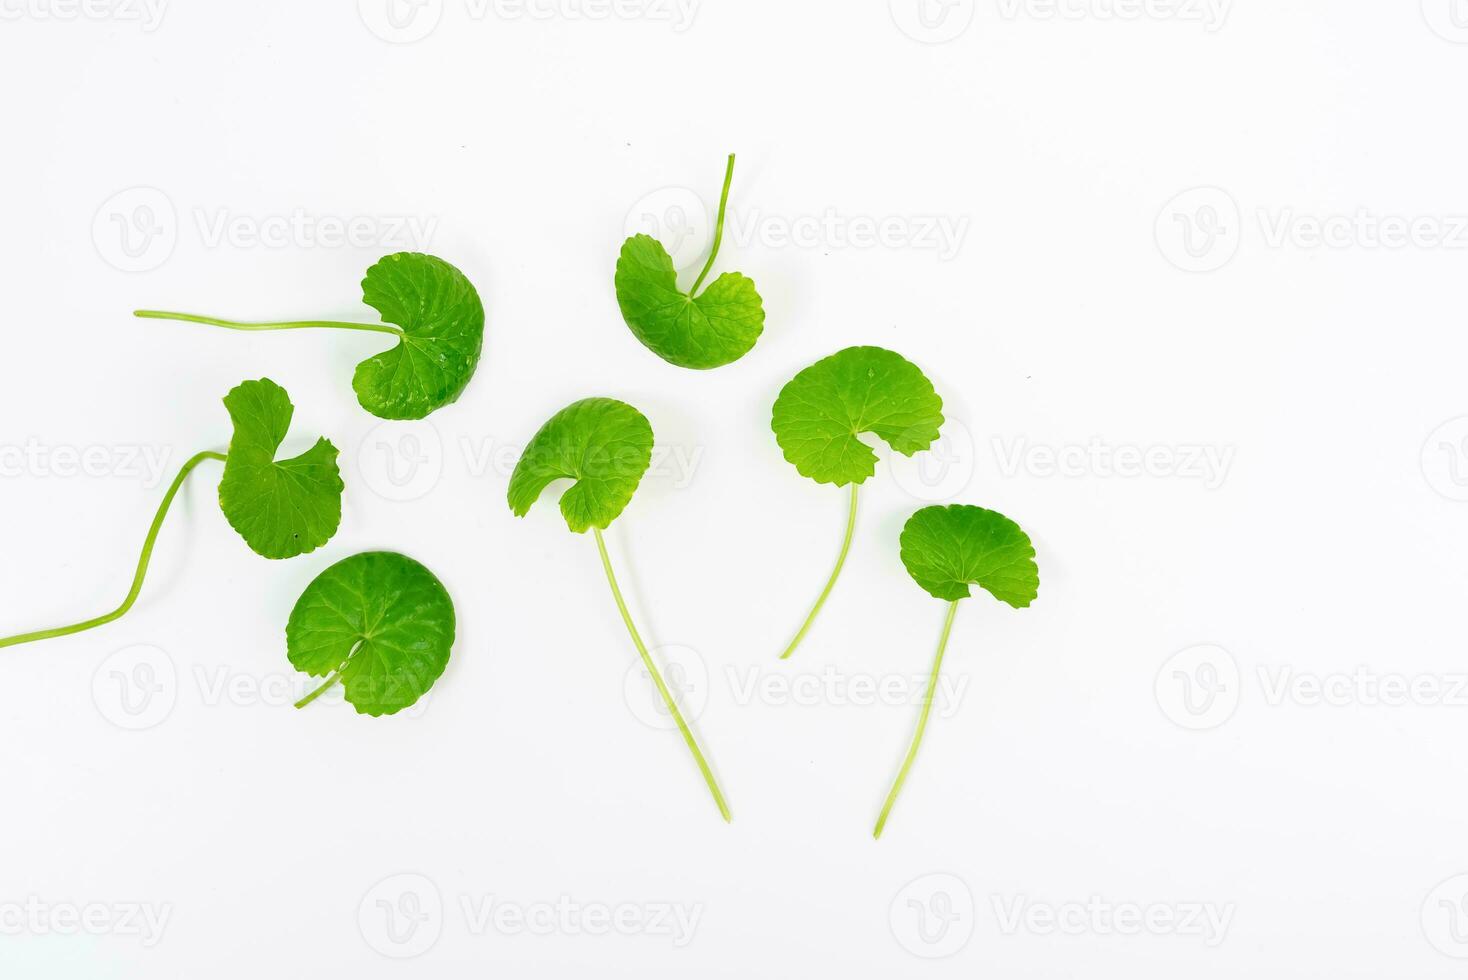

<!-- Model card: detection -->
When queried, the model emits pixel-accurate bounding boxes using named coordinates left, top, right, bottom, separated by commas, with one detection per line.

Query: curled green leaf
left=218, top=378, right=344, bottom=560
left=352, top=252, right=485, bottom=420
left=772, top=346, right=945, bottom=487
left=614, top=155, right=764, bottom=369
left=506, top=398, right=653, bottom=533
left=899, top=504, right=1039, bottom=606
left=287, top=551, right=456, bottom=717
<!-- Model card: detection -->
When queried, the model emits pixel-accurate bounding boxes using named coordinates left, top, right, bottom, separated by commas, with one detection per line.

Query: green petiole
left=0, top=449, right=227, bottom=650
left=873, top=599, right=959, bottom=839
left=780, top=482, right=858, bottom=660
left=594, top=527, right=731, bottom=822
left=133, top=310, right=404, bottom=337
left=688, top=152, right=736, bottom=297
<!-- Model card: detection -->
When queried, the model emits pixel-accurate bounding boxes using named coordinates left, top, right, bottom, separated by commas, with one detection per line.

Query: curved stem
left=780, top=482, right=859, bottom=660
left=134, top=310, right=403, bottom=337
left=0, top=449, right=227, bottom=650
left=593, top=527, right=732, bottom=823
left=294, top=641, right=364, bottom=709
left=294, top=670, right=344, bottom=709
left=873, top=600, right=960, bottom=840
left=688, top=153, right=736, bottom=297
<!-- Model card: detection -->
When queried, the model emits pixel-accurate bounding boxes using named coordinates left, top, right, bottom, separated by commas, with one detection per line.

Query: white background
left=2, top=1, right=1467, bottom=976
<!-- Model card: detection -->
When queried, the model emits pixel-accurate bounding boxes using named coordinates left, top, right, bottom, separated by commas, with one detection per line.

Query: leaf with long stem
left=137, top=252, right=485, bottom=420
left=872, top=504, right=1039, bottom=838
left=507, top=397, right=732, bottom=821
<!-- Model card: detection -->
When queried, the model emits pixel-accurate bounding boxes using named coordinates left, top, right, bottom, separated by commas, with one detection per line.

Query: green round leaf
left=352, top=252, right=485, bottom=420
left=507, top=398, right=653, bottom=533
left=771, top=346, right=945, bottom=486
left=899, top=505, right=1039, bottom=607
left=614, top=234, right=764, bottom=369
left=286, top=551, right=456, bottom=717
left=218, top=378, right=343, bottom=560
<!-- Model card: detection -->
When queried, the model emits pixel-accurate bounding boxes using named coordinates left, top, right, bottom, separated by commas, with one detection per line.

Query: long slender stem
left=593, top=527, right=731, bottom=822
left=0, top=449, right=227, bottom=650
left=780, top=482, right=859, bottom=660
left=688, top=153, right=736, bottom=297
left=873, top=600, right=960, bottom=840
left=133, top=310, right=403, bottom=337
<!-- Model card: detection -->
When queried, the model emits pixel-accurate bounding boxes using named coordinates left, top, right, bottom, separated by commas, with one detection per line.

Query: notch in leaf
left=507, top=397, right=732, bottom=822
left=0, top=379, right=343, bottom=650
left=288, top=551, right=456, bottom=717
left=615, top=154, right=765, bottom=369
left=872, top=504, right=1039, bottom=840
left=770, top=346, right=944, bottom=659
left=136, top=252, right=485, bottom=420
